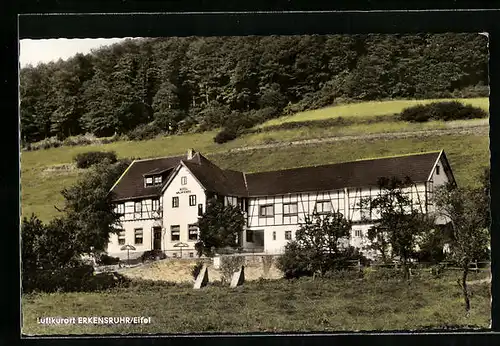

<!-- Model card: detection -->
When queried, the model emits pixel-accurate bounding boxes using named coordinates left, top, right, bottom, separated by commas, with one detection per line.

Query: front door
left=153, top=227, right=162, bottom=250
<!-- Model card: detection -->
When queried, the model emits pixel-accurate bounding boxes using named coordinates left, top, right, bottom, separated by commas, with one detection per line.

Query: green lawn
left=259, top=98, right=489, bottom=128
left=22, top=272, right=490, bottom=335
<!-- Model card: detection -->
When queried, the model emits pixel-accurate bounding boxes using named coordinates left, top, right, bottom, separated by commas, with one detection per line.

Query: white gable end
left=162, top=165, right=207, bottom=253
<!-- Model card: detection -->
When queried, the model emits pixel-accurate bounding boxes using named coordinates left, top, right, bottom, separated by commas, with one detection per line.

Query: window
left=354, top=229, right=363, bottom=238
left=283, top=203, right=298, bottom=216
left=285, top=231, right=292, bottom=240
left=188, top=225, right=199, bottom=241
left=154, top=176, right=162, bottom=185
left=189, top=252, right=194, bottom=258
left=145, top=177, right=153, bottom=187
left=198, top=204, right=204, bottom=216
left=181, top=176, right=187, bottom=185
left=436, top=165, right=440, bottom=175
left=171, top=225, right=180, bottom=241
left=172, top=253, right=178, bottom=258
left=115, top=203, right=125, bottom=215
left=152, top=199, right=160, bottom=211
left=134, top=201, right=142, bottom=213
left=118, top=230, right=125, bottom=245
left=259, top=204, right=274, bottom=217
left=134, top=201, right=142, bottom=218
left=134, top=228, right=143, bottom=244
left=172, top=197, right=179, bottom=208
left=246, top=230, right=254, bottom=242
left=189, top=195, right=197, bottom=206
left=272, top=231, right=276, bottom=241
left=315, top=201, right=332, bottom=214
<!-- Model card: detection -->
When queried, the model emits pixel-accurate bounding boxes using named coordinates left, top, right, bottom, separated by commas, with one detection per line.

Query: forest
left=19, top=33, right=488, bottom=144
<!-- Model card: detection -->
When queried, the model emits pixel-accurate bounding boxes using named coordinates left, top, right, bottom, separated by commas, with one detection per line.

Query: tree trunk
left=461, top=265, right=471, bottom=314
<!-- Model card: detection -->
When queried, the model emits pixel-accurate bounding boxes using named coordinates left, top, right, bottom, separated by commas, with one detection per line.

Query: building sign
left=176, top=187, right=192, bottom=195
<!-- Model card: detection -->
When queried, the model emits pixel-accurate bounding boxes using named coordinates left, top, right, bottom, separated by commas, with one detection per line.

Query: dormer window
left=145, top=175, right=162, bottom=187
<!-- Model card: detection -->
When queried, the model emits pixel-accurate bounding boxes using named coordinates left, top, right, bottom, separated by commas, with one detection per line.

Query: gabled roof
left=110, top=155, right=184, bottom=202
left=177, top=153, right=247, bottom=197
left=110, top=150, right=452, bottom=201
left=245, top=151, right=444, bottom=196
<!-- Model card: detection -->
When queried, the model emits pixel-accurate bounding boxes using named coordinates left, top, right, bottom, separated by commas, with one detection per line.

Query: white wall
left=162, top=165, right=206, bottom=256
left=107, top=218, right=163, bottom=259
left=247, top=190, right=345, bottom=228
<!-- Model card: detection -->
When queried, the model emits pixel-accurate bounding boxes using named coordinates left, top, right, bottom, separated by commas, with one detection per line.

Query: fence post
left=358, top=259, right=362, bottom=272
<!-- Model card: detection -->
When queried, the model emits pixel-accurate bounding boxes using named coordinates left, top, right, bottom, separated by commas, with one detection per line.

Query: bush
left=127, top=123, right=163, bottom=141
left=22, top=265, right=130, bottom=293
left=28, top=136, right=62, bottom=151
left=140, top=250, right=167, bottom=263
left=191, top=261, right=205, bottom=280
left=399, top=101, right=488, bottom=123
left=399, top=104, right=431, bottom=122
left=276, top=242, right=314, bottom=279
left=220, top=255, right=245, bottom=284
left=97, top=254, right=120, bottom=266
left=214, top=126, right=239, bottom=144
left=74, top=151, right=118, bottom=169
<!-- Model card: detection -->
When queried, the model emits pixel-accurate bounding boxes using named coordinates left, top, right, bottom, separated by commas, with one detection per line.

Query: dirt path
left=228, top=122, right=489, bottom=154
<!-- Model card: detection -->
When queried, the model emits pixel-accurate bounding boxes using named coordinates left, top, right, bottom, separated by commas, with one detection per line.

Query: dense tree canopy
left=20, top=34, right=488, bottom=143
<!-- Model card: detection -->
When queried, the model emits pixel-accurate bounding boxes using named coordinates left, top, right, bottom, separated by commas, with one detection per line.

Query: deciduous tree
left=195, top=198, right=245, bottom=257
left=433, top=183, right=490, bottom=314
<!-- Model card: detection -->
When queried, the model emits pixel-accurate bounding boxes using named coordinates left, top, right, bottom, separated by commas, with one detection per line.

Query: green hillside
left=21, top=99, right=490, bottom=223
left=259, top=98, right=489, bottom=128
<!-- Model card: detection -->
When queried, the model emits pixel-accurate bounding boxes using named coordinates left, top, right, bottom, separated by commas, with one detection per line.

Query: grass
left=20, top=98, right=490, bottom=222
left=22, top=271, right=491, bottom=335
left=259, top=98, right=489, bottom=128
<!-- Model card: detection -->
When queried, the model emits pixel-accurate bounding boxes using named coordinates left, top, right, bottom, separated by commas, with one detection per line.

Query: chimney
left=187, top=148, right=195, bottom=160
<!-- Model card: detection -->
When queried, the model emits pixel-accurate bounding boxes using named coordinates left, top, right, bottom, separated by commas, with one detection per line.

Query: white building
left=106, top=149, right=455, bottom=259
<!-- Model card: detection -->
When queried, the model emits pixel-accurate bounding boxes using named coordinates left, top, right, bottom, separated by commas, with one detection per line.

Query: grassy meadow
left=20, top=98, right=490, bottom=222
left=22, top=270, right=491, bottom=335
left=259, top=98, right=489, bottom=128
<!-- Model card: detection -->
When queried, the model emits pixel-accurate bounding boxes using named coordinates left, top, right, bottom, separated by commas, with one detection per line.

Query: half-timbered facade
left=106, top=149, right=455, bottom=259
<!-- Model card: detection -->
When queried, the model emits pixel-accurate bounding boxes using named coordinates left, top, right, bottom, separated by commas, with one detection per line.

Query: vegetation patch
left=399, top=101, right=488, bottom=123
left=73, top=151, right=118, bottom=169
left=22, top=274, right=490, bottom=334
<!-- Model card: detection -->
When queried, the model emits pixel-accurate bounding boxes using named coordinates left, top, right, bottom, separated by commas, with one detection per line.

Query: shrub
left=399, top=101, right=488, bottom=123
left=22, top=265, right=130, bottom=293
left=140, top=250, right=167, bottom=263
left=276, top=241, right=314, bottom=279
left=127, top=123, right=163, bottom=141
left=191, top=261, right=205, bottom=280
left=97, top=254, right=120, bottom=266
left=29, top=136, right=63, bottom=151
left=399, top=104, right=431, bottom=122
left=220, top=255, right=245, bottom=284
left=214, top=126, right=239, bottom=144
left=74, top=151, right=118, bottom=169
